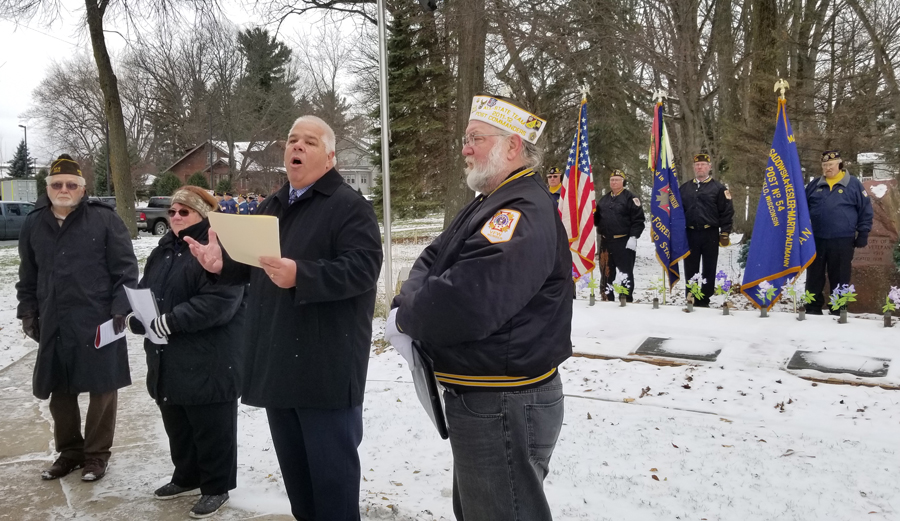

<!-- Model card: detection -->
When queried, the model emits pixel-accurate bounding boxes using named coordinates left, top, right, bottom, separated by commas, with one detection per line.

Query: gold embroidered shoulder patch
left=481, top=209, right=522, bottom=244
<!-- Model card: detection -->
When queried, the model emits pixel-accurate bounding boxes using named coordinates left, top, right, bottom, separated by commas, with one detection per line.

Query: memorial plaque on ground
left=848, top=180, right=900, bottom=313
left=634, top=337, right=722, bottom=362
left=786, top=350, right=890, bottom=378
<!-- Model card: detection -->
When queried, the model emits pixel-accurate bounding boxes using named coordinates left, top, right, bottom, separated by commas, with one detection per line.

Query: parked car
left=136, top=196, right=172, bottom=235
left=0, top=201, right=36, bottom=240
left=88, top=196, right=117, bottom=209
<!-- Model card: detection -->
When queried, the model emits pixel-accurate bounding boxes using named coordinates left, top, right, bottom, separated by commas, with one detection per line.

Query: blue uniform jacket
left=238, top=201, right=249, bottom=215
left=805, top=173, right=873, bottom=239
left=222, top=199, right=238, bottom=214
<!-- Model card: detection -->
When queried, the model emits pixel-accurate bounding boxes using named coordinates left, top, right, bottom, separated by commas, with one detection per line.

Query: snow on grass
left=1, top=215, right=899, bottom=519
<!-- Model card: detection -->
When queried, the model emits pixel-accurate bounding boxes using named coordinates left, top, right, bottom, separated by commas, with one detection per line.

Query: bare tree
left=1, top=0, right=220, bottom=236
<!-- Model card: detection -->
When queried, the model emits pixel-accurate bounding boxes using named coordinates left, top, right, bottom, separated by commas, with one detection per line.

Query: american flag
left=559, top=96, right=596, bottom=281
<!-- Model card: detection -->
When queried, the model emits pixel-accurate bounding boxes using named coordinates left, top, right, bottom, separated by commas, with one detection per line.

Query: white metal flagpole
left=377, top=0, right=393, bottom=312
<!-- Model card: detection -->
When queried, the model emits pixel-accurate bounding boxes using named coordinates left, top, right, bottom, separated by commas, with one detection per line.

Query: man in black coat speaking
left=186, top=116, right=383, bottom=521
left=16, top=154, right=138, bottom=482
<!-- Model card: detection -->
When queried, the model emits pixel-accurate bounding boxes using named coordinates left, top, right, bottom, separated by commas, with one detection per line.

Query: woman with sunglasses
left=125, top=185, right=245, bottom=519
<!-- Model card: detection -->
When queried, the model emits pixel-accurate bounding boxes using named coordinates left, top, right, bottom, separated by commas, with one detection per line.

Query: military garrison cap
left=49, top=154, right=83, bottom=177
left=611, top=169, right=626, bottom=179
left=693, top=153, right=711, bottom=163
left=821, top=150, right=841, bottom=162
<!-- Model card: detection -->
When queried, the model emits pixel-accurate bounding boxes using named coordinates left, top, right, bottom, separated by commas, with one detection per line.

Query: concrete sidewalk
left=0, top=345, right=292, bottom=521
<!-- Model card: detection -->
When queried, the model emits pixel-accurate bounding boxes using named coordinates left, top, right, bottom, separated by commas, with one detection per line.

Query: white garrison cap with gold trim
left=469, top=95, right=547, bottom=144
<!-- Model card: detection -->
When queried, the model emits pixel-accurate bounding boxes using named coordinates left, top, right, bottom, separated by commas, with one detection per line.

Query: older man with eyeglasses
left=387, top=95, right=572, bottom=520
left=546, top=166, right=562, bottom=207
left=16, top=154, right=138, bottom=483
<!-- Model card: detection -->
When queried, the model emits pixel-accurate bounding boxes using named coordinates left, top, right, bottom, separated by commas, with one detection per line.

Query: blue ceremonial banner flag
left=740, top=98, right=816, bottom=309
left=649, top=102, right=690, bottom=289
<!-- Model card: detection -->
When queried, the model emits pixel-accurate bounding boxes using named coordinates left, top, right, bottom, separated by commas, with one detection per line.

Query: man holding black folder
left=387, top=95, right=572, bottom=520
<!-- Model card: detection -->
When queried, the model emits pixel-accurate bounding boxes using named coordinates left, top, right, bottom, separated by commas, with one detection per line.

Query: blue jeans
left=444, top=373, right=564, bottom=521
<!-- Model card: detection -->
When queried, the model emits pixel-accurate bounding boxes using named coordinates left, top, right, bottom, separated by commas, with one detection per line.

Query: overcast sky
left=0, top=1, right=347, bottom=168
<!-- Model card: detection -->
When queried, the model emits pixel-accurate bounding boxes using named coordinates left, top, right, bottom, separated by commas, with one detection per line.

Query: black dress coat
left=216, top=168, right=383, bottom=410
left=16, top=195, right=138, bottom=399
left=140, top=219, right=246, bottom=405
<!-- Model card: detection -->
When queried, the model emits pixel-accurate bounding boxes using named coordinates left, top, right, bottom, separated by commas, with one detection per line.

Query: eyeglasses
left=167, top=208, right=193, bottom=217
left=49, top=182, right=82, bottom=191
left=547, top=174, right=561, bottom=178
left=461, top=133, right=507, bottom=147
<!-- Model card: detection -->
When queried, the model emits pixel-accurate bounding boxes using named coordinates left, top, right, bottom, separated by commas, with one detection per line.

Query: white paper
left=208, top=212, right=281, bottom=268
left=94, top=319, right=126, bottom=349
left=125, top=287, right=167, bottom=345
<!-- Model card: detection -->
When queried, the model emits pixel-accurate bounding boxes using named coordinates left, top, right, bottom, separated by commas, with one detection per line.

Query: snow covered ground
left=1, top=217, right=898, bottom=520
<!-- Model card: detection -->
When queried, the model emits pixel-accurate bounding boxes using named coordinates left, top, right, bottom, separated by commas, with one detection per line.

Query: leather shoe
left=41, top=456, right=83, bottom=480
left=81, top=458, right=107, bottom=481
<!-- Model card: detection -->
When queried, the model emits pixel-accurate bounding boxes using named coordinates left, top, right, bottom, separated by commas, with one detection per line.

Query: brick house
left=165, top=137, right=375, bottom=196
left=164, top=140, right=286, bottom=193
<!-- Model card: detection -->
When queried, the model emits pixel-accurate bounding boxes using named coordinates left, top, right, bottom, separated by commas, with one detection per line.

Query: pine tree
left=236, top=28, right=299, bottom=141
left=36, top=169, right=48, bottom=194
left=8, top=140, right=33, bottom=179
left=371, top=4, right=454, bottom=220
left=152, top=172, right=183, bottom=196
left=214, top=177, right=234, bottom=194
left=94, top=144, right=112, bottom=195
left=186, top=172, right=210, bottom=189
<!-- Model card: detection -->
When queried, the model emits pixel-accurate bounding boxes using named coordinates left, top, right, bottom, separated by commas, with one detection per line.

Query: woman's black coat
left=139, top=219, right=246, bottom=405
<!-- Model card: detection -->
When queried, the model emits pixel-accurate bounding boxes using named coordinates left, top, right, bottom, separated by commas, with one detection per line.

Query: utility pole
left=18, top=124, right=30, bottom=177
left=376, top=0, right=393, bottom=312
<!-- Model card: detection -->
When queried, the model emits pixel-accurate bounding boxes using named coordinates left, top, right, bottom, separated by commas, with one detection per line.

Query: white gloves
left=386, top=308, right=416, bottom=369
left=626, top=237, right=637, bottom=251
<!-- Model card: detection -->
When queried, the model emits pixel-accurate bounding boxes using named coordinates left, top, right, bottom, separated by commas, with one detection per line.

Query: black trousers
left=266, top=405, right=363, bottom=521
left=684, top=227, right=719, bottom=307
left=804, top=236, right=855, bottom=313
left=158, top=400, right=238, bottom=495
left=599, top=237, right=635, bottom=302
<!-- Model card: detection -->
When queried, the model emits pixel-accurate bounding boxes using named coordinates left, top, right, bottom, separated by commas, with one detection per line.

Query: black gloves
left=854, top=233, right=868, bottom=248
left=126, top=312, right=178, bottom=339
left=112, top=315, right=126, bottom=335
left=125, top=313, right=146, bottom=335
left=22, top=315, right=39, bottom=342
left=150, top=313, right=178, bottom=340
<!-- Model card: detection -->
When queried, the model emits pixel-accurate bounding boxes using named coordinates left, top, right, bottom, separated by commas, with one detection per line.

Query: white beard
left=49, top=194, right=81, bottom=209
left=465, top=141, right=507, bottom=193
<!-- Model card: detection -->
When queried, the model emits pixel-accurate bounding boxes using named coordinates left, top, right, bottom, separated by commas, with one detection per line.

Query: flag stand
left=662, top=268, right=667, bottom=305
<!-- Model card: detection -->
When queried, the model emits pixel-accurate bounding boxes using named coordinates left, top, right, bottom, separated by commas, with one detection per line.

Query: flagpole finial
left=653, top=90, right=667, bottom=103
left=579, top=84, right=590, bottom=101
left=774, top=79, right=789, bottom=101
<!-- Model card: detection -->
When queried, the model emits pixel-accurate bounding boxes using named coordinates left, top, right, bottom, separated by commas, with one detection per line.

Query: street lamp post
left=17, top=124, right=29, bottom=177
